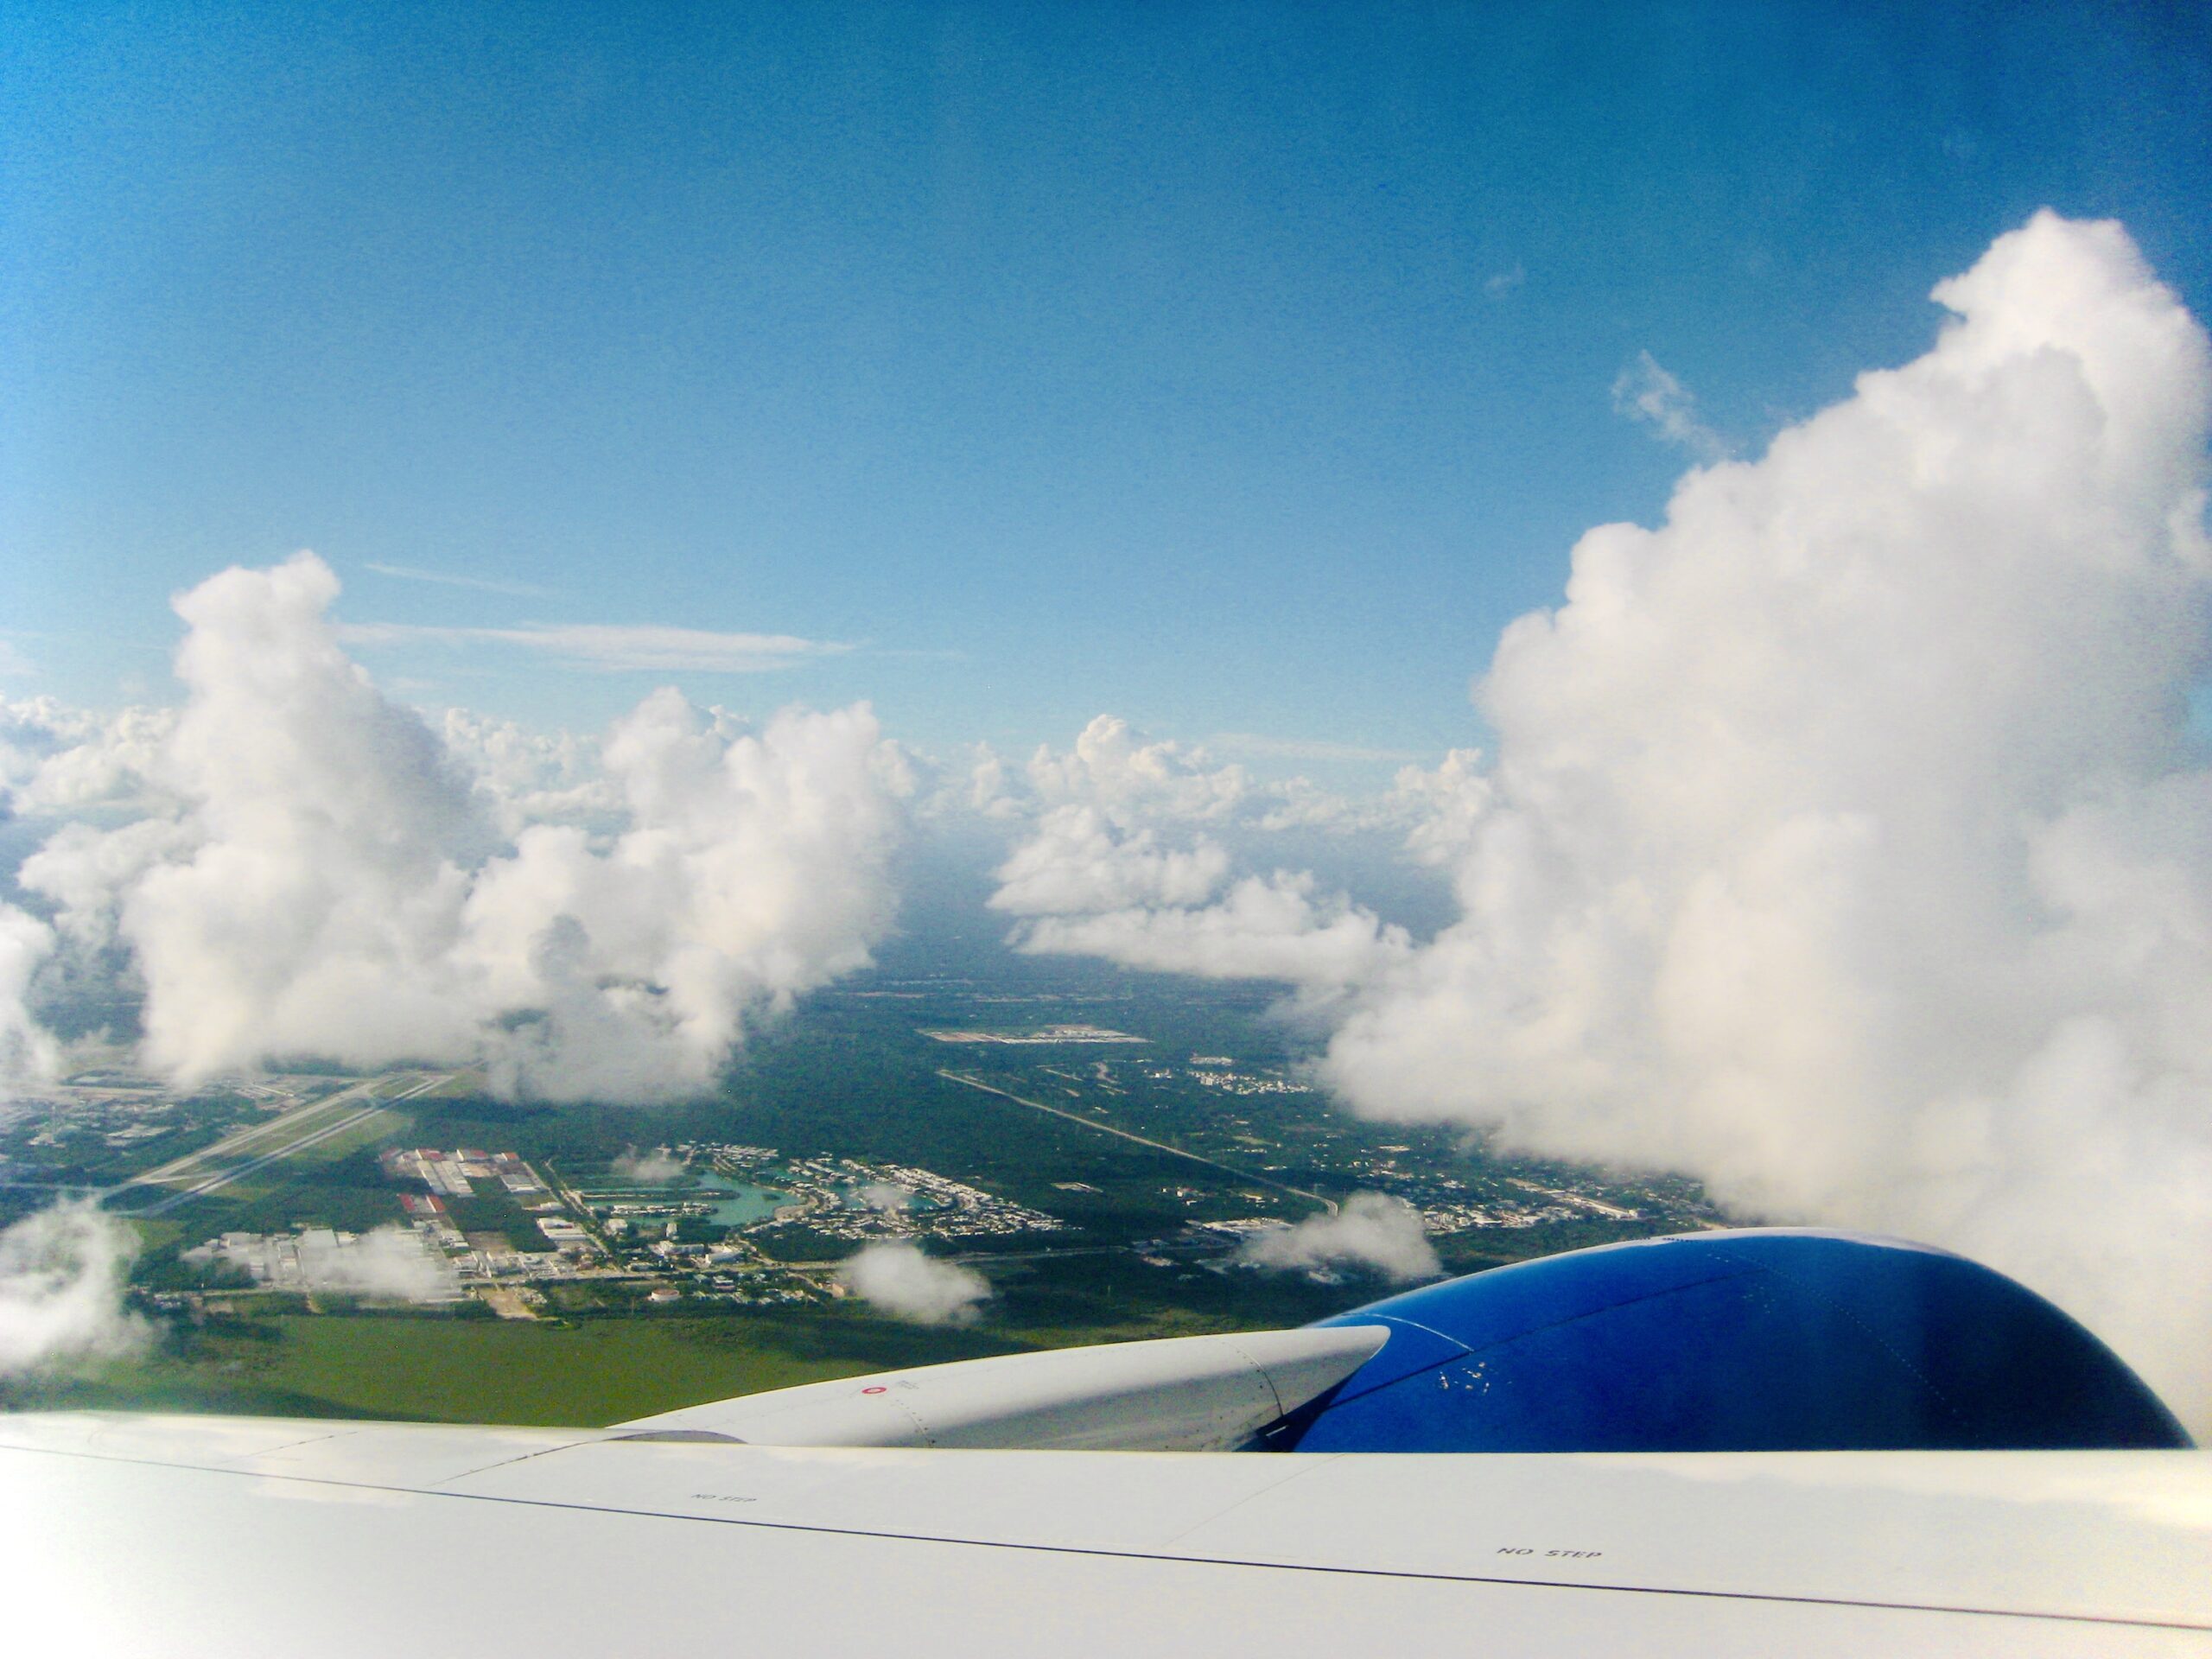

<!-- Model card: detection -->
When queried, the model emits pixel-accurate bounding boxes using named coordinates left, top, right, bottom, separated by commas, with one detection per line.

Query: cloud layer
left=3, top=212, right=2206, bottom=1435
left=1017, top=872, right=1410, bottom=995
left=980, top=715, right=1429, bottom=996
left=1000, top=213, right=2212, bottom=1431
left=16, top=554, right=911, bottom=1102
left=838, top=1240, right=991, bottom=1324
left=311, top=1226, right=456, bottom=1302
left=2, top=696, right=176, bottom=817
left=0, top=904, right=58, bottom=1093
left=340, top=620, right=847, bottom=673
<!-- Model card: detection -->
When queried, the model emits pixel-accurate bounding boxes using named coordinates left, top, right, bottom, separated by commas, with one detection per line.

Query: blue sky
left=4, top=1, right=2208, bottom=776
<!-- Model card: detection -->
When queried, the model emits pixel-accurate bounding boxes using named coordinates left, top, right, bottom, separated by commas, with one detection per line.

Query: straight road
left=936, top=1070, right=1337, bottom=1217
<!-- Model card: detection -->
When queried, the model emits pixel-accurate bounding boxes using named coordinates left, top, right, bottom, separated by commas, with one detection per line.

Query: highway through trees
left=936, top=1070, right=1337, bottom=1217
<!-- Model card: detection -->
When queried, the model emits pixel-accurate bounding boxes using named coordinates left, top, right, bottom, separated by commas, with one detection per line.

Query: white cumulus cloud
left=1005, top=213, right=2212, bottom=1435
left=0, top=1202, right=149, bottom=1376
left=15, top=552, right=911, bottom=1103
left=437, top=708, right=623, bottom=834
left=1238, top=1192, right=1442, bottom=1283
left=994, top=715, right=1377, bottom=833
left=838, top=1240, right=990, bottom=1325
left=1322, top=213, right=2212, bottom=1431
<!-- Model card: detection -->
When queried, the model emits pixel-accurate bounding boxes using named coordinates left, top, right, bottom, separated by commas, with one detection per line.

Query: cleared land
left=123, top=1072, right=449, bottom=1216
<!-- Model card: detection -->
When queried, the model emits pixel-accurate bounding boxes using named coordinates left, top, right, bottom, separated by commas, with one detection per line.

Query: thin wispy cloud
left=363, top=562, right=556, bottom=599
left=1210, top=733, right=1427, bottom=765
left=1484, top=262, right=1526, bottom=298
left=340, top=621, right=850, bottom=673
left=0, top=639, right=38, bottom=678
left=1611, top=350, right=1732, bottom=461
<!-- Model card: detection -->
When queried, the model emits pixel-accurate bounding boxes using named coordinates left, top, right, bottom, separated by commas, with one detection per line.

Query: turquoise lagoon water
left=699, top=1172, right=791, bottom=1227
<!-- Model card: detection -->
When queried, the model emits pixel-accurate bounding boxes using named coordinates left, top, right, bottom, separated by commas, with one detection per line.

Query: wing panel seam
left=3, top=1441, right=2203, bottom=1635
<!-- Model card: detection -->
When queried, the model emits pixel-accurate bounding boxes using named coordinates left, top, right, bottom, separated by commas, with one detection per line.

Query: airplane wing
left=4, top=1230, right=2205, bottom=1656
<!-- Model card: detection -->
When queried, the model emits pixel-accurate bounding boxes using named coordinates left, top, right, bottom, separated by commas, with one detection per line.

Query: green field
left=0, top=1228, right=1633, bottom=1427
left=3, top=1311, right=1027, bottom=1426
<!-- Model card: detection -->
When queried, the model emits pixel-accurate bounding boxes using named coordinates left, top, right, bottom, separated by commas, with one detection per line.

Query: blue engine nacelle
left=1273, top=1229, right=2190, bottom=1452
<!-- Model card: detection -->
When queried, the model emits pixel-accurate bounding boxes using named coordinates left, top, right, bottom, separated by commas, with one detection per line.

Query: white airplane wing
left=6, top=1230, right=2205, bottom=1656
left=3, top=1408, right=2208, bottom=1656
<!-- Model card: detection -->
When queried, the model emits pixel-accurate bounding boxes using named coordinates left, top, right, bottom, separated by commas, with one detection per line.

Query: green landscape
left=1, top=944, right=1716, bottom=1427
